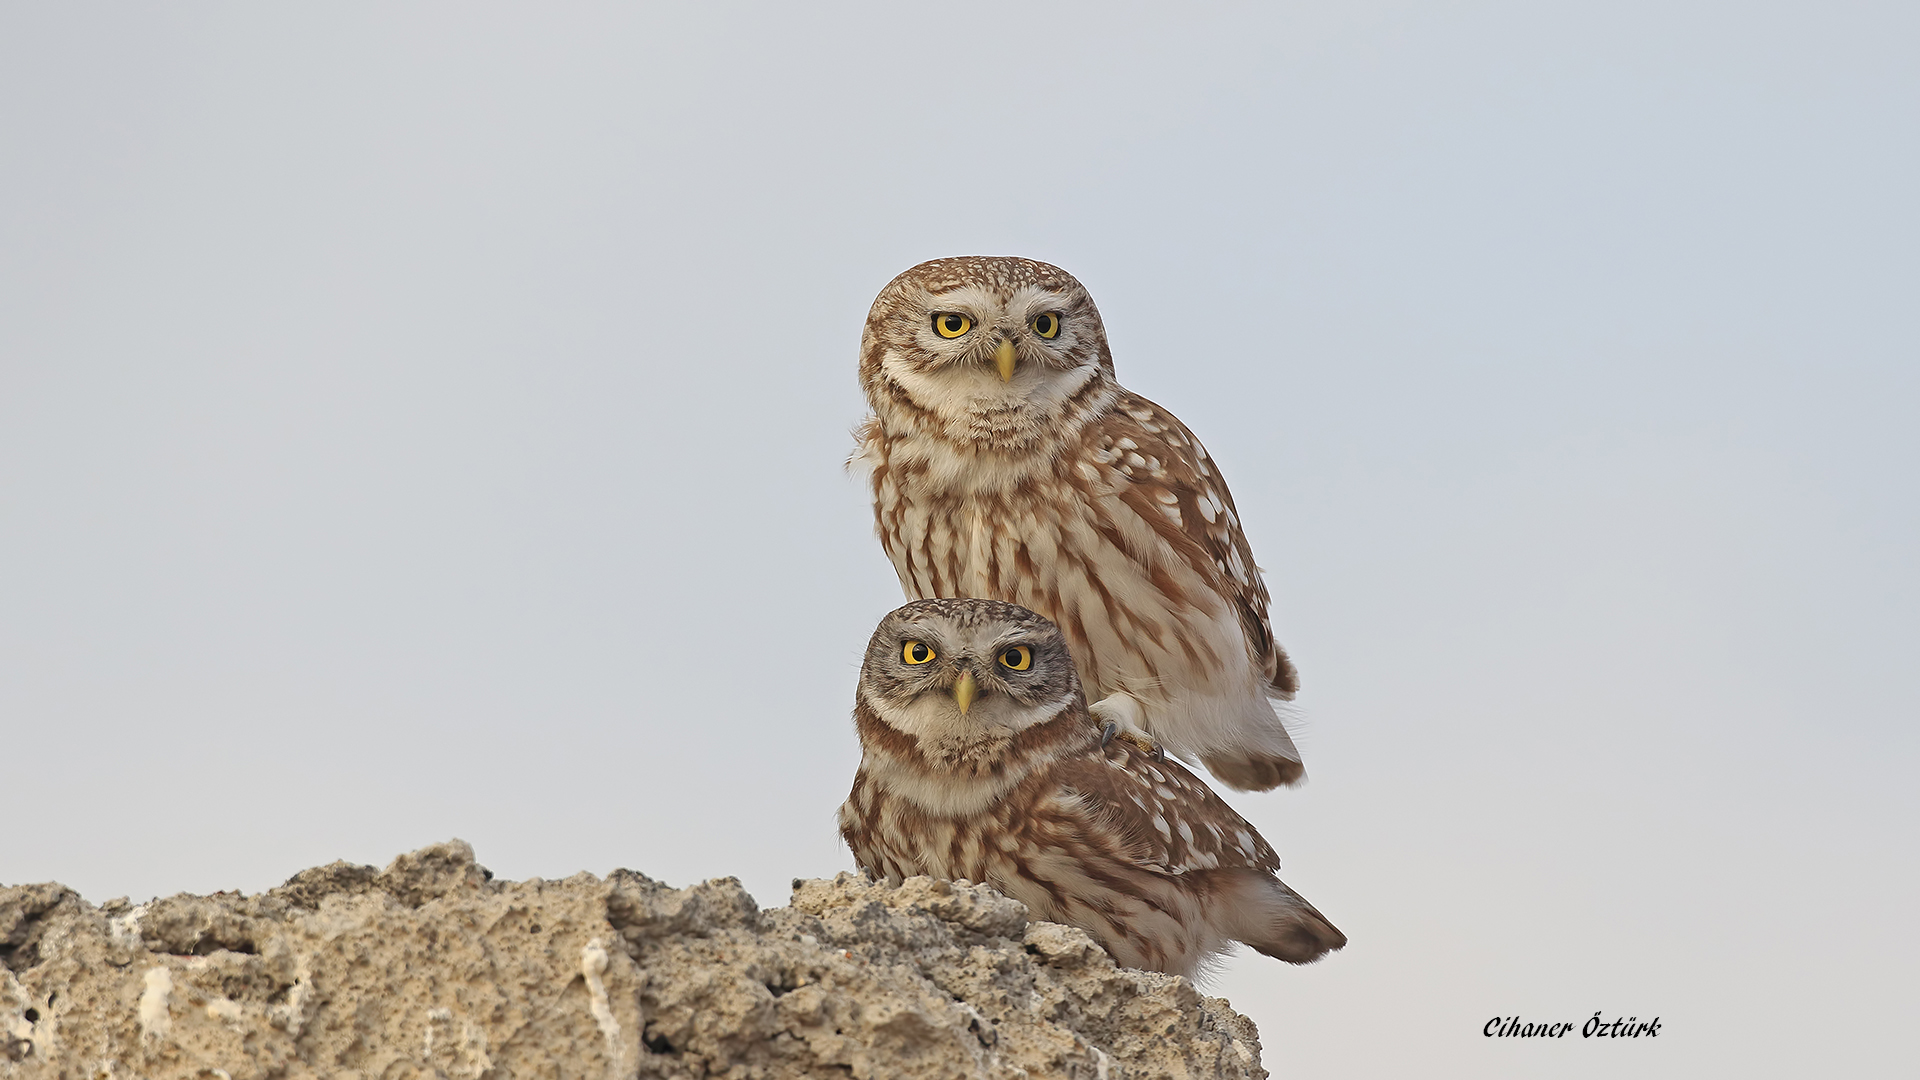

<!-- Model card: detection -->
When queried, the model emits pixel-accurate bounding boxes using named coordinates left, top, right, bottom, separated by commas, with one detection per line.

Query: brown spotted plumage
left=852, top=256, right=1305, bottom=791
left=838, top=599, right=1345, bottom=977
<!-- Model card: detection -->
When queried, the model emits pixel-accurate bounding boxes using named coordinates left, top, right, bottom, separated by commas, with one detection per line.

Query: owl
left=852, top=256, right=1304, bottom=791
left=838, top=598, right=1345, bottom=977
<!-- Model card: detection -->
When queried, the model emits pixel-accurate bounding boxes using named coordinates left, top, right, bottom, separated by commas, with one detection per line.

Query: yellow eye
left=903, top=640, right=936, bottom=665
left=998, top=645, right=1033, bottom=671
left=1031, top=312, right=1061, bottom=339
left=932, top=313, right=972, bottom=339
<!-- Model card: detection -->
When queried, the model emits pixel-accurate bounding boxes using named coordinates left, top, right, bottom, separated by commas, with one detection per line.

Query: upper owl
left=852, top=256, right=1307, bottom=792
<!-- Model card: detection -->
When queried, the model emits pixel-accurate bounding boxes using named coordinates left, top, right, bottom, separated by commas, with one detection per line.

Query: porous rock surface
left=0, top=841, right=1267, bottom=1079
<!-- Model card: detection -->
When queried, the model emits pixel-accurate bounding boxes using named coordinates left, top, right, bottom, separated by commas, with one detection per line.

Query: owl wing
left=1051, top=745, right=1281, bottom=877
left=1083, top=391, right=1298, bottom=698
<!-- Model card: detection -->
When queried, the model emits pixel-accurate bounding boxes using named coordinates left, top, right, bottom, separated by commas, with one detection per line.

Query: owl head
left=859, top=598, right=1086, bottom=741
left=859, top=257, right=1117, bottom=451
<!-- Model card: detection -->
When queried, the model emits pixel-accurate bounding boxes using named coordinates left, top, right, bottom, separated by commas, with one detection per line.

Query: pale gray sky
left=2, top=4, right=1914, bottom=1076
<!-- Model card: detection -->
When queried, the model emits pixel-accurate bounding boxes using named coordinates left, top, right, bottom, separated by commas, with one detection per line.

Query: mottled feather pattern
left=1057, top=741, right=1282, bottom=876
left=1094, top=393, right=1299, bottom=698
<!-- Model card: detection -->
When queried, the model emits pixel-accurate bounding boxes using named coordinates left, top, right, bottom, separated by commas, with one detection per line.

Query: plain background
left=2, top=4, right=1914, bottom=1076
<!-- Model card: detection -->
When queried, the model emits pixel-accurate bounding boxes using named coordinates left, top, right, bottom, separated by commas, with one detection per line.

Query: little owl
left=839, top=598, right=1345, bottom=977
left=852, top=256, right=1305, bottom=790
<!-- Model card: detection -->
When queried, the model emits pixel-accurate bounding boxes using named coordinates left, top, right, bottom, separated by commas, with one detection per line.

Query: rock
left=0, top=841, right=1268, bottom=1079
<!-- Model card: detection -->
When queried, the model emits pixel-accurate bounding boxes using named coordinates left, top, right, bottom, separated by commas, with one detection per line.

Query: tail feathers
left=1200, top=704, right=1305, bottom=791
left=1228, top=875, right=1346, bottom=965
left=1201, top=750, right=1305, bottom=791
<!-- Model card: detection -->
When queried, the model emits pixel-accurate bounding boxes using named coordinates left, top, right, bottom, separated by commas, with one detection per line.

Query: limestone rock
left=0, top=841, right=1267, bottom=1079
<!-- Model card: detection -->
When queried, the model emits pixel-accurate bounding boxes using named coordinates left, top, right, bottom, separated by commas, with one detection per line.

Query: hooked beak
left=993, top=338, right=1017, bottom=382
left=952, top=670, right=978, bottom=715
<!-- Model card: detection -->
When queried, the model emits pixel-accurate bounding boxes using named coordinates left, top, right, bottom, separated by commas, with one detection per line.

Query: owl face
left=861, top=257, right=1117, bottom=448
left=860, top=598, right=1082, bottom=741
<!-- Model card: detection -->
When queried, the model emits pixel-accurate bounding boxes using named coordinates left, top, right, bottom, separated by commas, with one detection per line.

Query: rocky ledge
left=0, top=841, right=1266, bottom=1079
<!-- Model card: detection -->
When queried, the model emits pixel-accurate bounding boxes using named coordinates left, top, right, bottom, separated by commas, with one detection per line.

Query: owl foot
left=1100, top=721, right=1162, bottom=757
left=1091, top=695, right=1163, bottom=759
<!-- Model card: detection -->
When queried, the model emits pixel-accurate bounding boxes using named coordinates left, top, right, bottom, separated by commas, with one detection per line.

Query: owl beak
left=993, top=338, right=1017, bottom=382
left=952, top=670, right=978, bottom=715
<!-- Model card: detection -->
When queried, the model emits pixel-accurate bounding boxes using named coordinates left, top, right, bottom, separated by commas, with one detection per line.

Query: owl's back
left=840, top=722, right=1344, bottom=976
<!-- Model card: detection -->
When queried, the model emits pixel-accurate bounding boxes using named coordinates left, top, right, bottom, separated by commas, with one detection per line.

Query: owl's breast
left=873, top=464, right=1082, bottom=603
left=872, top=453, right=1238, bottom=706
left=843, top=767, right=1024, bottom=886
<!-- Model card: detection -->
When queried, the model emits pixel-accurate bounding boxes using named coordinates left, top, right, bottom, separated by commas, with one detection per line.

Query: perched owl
left=852, top=256, right=1305, bottom=791
left=838, top=598, right=1345, bottom=977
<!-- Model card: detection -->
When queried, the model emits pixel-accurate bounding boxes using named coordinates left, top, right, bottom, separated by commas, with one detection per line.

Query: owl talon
left=1098, top=717, right=1157, bottom=756
left=1090, top=693, right=1162, bottom=757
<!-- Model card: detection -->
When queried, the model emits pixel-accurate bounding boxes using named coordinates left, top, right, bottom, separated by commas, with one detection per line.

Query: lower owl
left=838, top=598, right=1345, bottom=977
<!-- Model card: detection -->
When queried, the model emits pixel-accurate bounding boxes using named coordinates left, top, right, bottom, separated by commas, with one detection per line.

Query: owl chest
left=875, top=473, right=1101, bottom=603
left=857, top=782, right=1040, bottom=886
left=867, top=808, right=991, bottom=884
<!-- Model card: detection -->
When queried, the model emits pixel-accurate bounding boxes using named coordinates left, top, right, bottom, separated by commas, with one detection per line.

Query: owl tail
left=1225, top=874, right=1347, bottom=965
left=1201, top=750, right=1305, bottom=791
left=1199, top=699, right=1306, bottom=791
